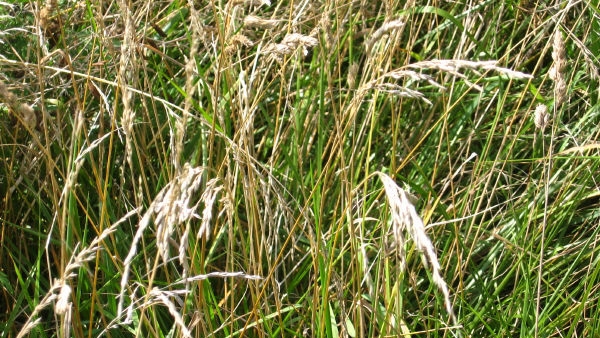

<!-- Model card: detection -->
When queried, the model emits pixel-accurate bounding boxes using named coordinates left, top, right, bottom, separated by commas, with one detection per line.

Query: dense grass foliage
left=1, top=0, right=599, bottom=337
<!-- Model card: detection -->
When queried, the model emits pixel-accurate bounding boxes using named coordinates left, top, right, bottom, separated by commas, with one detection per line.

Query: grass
left=1, top=0, right=599, bottom=337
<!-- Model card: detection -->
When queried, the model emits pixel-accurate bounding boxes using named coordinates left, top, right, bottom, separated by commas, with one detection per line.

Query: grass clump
left=1, top=0, right=599, bottom=337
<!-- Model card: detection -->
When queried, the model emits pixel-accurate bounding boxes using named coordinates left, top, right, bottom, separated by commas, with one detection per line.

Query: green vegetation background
left=1, top=0, right=599, bottom=337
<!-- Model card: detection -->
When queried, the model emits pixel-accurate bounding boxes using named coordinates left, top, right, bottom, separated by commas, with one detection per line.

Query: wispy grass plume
left=378, top=172, right=458, bottom=329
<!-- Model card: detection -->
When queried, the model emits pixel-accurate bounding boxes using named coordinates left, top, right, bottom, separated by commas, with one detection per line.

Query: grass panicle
left=550, top=29, right=567, bottom=109
left=378, top=172, right=458, bottom=329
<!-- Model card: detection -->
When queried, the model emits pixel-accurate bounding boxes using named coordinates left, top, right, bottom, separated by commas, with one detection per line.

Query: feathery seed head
left=534, top=104, right=549, bottom=130
left=264, top=33, right=318, bottom=60
left=378, top=172, right=457, bottom=327
left=366, top=19, right=404, bottom=51
left=244, top=15, right=279, bottom=29
left=55, top=284, right=72, bottom=315
left=550, top=30, right=567, bottom=108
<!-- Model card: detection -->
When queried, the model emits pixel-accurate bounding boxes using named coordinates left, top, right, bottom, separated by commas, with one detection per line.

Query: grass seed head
left=550, top=30, right=567, bottom=108
left=348, top=62, right=359, bottom=89
left=534, top=104, right=549, bottom=130
left=226, top=34, right=254, bottom=54
left=244, top=15, right=279, bottom=29
left=366, top=19, right=404, bottom=51
left=55, top=284, right=72, bottom=315
left=0, top=79, right=37, bottom=130
left=264, top=33, right=318, bottom=60
left=378, top=172, right=457, bottom=327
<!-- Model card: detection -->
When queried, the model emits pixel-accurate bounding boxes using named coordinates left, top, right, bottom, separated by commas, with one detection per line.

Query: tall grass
left=1, top=0, right=599, bottom=337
